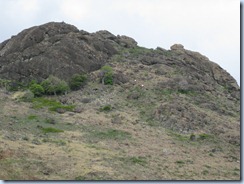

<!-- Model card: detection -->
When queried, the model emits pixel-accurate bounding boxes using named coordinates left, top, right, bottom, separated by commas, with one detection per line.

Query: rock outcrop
left=0, top=22, right=137, bottom=83
left=0, top=22, right=240, bottom=135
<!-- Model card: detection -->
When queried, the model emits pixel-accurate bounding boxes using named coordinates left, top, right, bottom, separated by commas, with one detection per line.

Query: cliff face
left=0, top=22, right=133, bottom=82
left=0, top=22, right=240, bottom=180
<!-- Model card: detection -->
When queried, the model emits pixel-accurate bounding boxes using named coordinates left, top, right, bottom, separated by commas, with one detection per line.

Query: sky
left=0, top=0, right=240, bottom=85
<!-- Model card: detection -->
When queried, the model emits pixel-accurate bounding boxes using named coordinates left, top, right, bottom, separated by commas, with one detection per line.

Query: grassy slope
left=0, top=47, right=240, bottom=180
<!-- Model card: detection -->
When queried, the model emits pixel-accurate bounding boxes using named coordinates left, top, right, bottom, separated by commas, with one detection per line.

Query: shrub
left=69, top=74, right=87, bottom=90
left=29, top=83, right=44, bottom=97
left=100, top=65, right=113, bottom=85
left=100, top=105, right=112, bottom=112
left=104, top=72, right=113, bottom=85
left=41, top=75, right=69, bottom=95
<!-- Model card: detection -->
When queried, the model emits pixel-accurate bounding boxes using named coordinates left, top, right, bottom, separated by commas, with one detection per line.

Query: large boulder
left=0, top=22, right=119, bottom=83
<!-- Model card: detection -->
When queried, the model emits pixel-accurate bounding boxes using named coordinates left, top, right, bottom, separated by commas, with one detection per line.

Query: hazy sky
left=0, top=0, right=240, bottom=85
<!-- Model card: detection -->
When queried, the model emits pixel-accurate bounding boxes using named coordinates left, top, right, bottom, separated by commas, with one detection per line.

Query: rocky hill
left=0, top=22, right=240, bottom=180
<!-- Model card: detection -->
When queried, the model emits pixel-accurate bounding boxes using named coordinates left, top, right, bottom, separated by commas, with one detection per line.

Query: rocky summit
left=0, top=22, right=240, bottom=180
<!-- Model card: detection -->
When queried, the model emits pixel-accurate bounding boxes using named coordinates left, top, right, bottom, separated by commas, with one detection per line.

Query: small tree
left=100, top=65, right=113, bottom=85
left=41, top=75, right=70, bottom=95
left=29, top=83, right=44, bottom=97
left=69, top=74, right=87, bottom=90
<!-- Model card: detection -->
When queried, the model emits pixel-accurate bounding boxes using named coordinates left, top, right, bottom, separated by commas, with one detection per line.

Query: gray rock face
left=0, top=22, right=120, bottom=83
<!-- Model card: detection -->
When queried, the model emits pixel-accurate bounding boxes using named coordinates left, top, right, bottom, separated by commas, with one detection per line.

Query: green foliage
left=100, top=105, right=112, bottom=112
left=32, top=97, right=61, bottom=108
left=48, top=104, right=75, bottom=112
left=41, top=75, right=69, bottom=95
left=104, top=72, right=113, bottom=85
left=101, top=65, right=113, bottom=85
left=41, top=127, right=64, bottom=133
left=126, top=46, right=152, bottom=57
left=198, top=133, right=213, bottom=141
left=27, top=115, right=38, bottom=120
left=32, top=97, right=75, bottom=112
left=69, top=74, right=87, bottom=90
left=101, top=65, right=113, bottom=73
left=29, top=83, right=44, bottom=97
left=167, top=130, right=189, bottom=142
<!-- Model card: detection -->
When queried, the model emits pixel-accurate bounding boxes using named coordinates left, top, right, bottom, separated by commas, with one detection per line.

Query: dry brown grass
left=0, top=63, right=240, bottom=180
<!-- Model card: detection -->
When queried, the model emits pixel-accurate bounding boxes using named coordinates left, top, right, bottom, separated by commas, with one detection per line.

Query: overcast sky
left=0, top=0, right=240, bottom=85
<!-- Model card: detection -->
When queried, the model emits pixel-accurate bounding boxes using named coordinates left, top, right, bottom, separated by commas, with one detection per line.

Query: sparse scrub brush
left=100, top=65, right=113, bottom=85
left=69, top=74, right=87, bottom=90
left=41, top=75, right=70, bottom=95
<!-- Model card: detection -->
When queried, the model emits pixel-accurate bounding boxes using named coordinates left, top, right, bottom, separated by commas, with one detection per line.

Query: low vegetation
left=32, top=97, right=75, bottom=112
left=69, top=74, right=87, bottom=90
left=41, top=75, right=70, bottom=95
left=100, top=65, right=113, bottom=85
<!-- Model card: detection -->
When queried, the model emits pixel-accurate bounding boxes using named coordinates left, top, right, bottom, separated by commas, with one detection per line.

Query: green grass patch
left=27, top=115, right=38, bottom=120
left=197, top=133, right=214, bottom=141
left=32, top=97, right=75, bottom=112
left=48, top=104, right=75, bottom=112
left=128, top=47, right=151, bottom=56
left=167, top=130, right=189, bottom=142
left=41, top=127, right=64, bottom=133
left=99, top=105, right=112, bottom=112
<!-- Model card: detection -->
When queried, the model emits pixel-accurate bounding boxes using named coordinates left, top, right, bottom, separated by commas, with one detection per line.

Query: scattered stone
left=73, top=106, right=83, bottom=113
left=81, top=98, right=91, bottom=103
left=56, top=108, right=66, bottom=114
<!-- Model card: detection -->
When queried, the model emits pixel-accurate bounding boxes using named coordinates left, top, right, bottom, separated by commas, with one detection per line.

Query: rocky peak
left=0, top=22, right=239, bottom=99
left=170, top=43, right=184, bottom=51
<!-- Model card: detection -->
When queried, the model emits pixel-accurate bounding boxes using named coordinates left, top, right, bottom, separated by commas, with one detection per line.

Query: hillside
left=0, top=22, right=240, bottom=180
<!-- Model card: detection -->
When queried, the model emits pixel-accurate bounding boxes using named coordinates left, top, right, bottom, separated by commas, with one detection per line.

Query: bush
left=100, top=65, right=113, bottom=85
left=104, top=72, right=113, bottom=85
left=41, top=75, right=69, bottom=95
left=100, top=105, right=112, bottom=112
left=69, top=74, right=87, bottom=90
left=29, top=83, right=44, bottom=97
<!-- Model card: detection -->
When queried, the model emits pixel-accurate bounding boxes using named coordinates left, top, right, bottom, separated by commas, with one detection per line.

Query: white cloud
left=0, top=0, right=39, bottom=22
left=59, top=0, right=92, bottom=22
